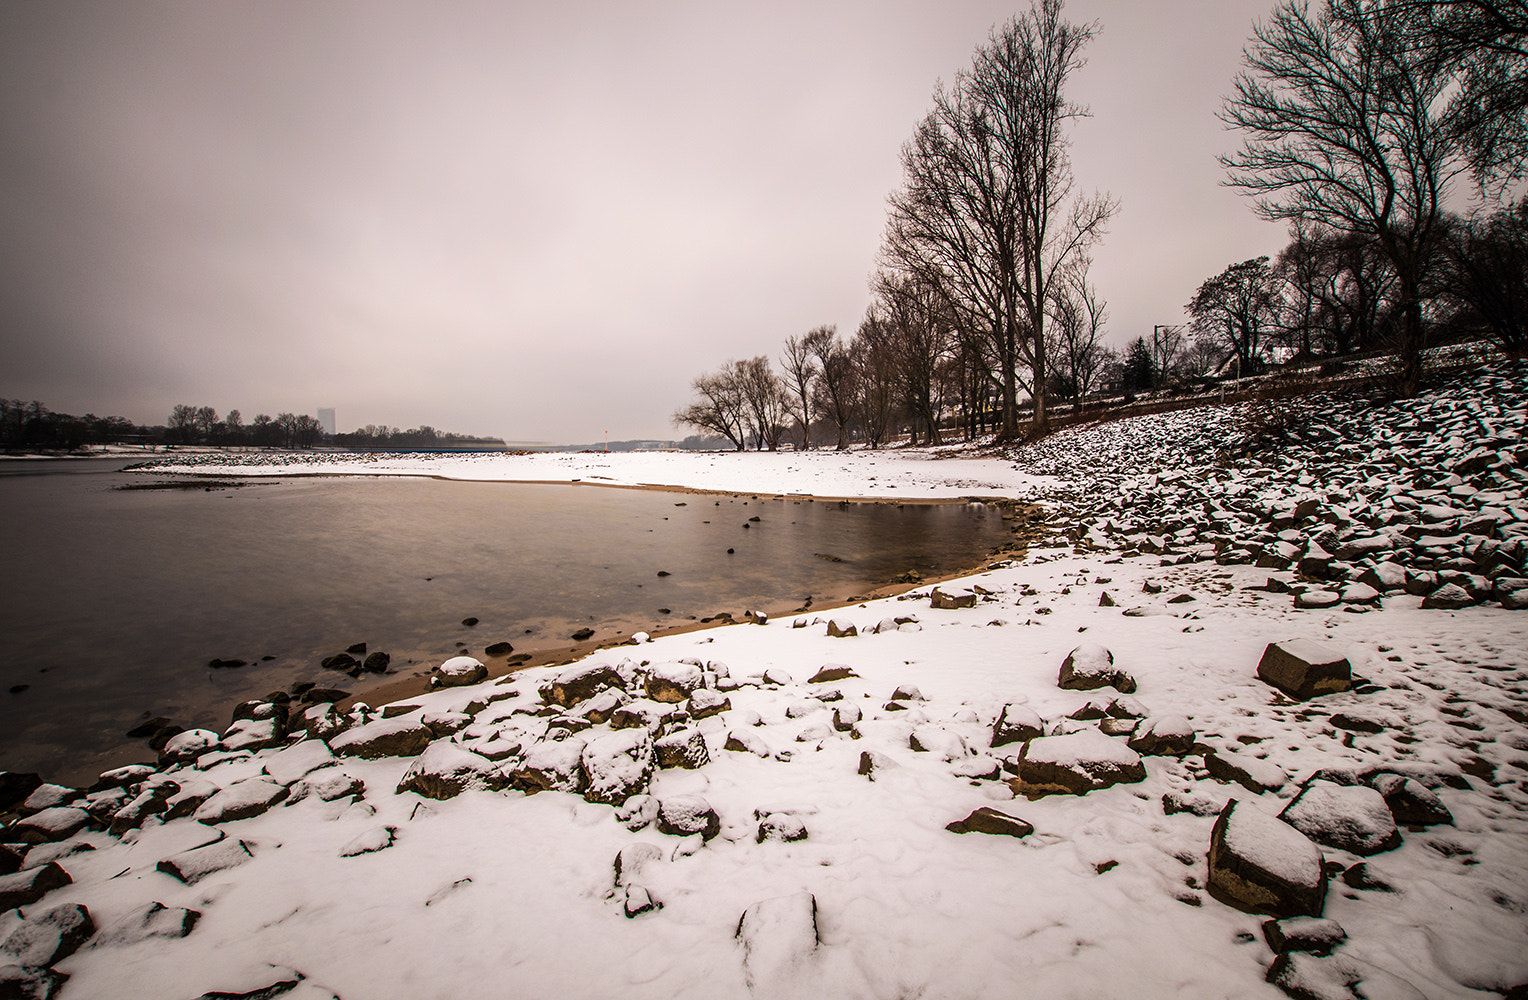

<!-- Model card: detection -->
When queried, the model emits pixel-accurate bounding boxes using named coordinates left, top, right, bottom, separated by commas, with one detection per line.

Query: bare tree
left=1381, top=0, right=1528, bottom=192
left=780, top=327, right=832, bottom=449
left=1149, top=324, right=1186, bottom=382
left=1045, top=268, right=1108, bottom=405
left=1438, top=198, right=1528, bottom=352
left=808, top=329, right=857, bottom=450
left=1220, top=0, right=1466, bottom=394
left=168, top=404, right=195, bottom=444
left=883, top=0, right=1114, bottom=438
left=1179, top=332, right=1228, bottom=379
left=851, top=314, right=898, bottom=449
left=1188, top=257, right=1278, bottom=376
left=875, top=272, right=954, bottom=445
left=737, top=356, right=789, bottom=451
left=674, top=364, right=750, bottom=451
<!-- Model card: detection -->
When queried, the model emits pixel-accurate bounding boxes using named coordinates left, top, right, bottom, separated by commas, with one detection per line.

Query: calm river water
left=0, top=458, right=1008, bottom=784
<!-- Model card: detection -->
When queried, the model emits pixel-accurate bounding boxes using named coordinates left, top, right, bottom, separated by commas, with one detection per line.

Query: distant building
left=317, top=408, right=336, bottom=436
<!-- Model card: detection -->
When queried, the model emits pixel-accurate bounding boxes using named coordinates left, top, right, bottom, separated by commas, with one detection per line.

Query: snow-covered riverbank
left=125, top=444, right=1056, bottom=502
left=5, top=360, right=1526, bottom=999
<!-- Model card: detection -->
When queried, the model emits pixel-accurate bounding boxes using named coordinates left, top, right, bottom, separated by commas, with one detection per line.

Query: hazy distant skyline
left=1, top=0, right=1286, bottom=443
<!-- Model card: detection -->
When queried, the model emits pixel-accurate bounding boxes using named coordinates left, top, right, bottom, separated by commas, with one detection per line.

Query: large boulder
left=541, top=663, right=624, bottom=708
left=1012, top=729, right=1146, bottom=795
left=580, top=730, right=654, bottom=805
left=644, top=662, right=703, bottom=703
left=1256, top=640, right=1351, bottom=700
left=328, top=717, right=432, bottom=759
left=1057, top=644, right=1136, bottom=693
left=0, top=903, right=94, bottom=967
left=1207, top=799, right=1326, bottom=918
left=396, top=743, right=508, bottom=800
left=431, top=655, right=487, bottom=688
left=736, top=892, right=820, bottom=995
left=1278, top=781, right=1400, bottom=856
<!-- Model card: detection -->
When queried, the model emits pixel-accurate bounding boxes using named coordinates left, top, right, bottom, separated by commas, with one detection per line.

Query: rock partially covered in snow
left=1257, top=640, right=1351, bottom=700
left=1013, top=729, right=1145, bottom=795
left=0, top=966, right=66, bottom=1000
left=1421, top=582, right=1475, bottom=609
left=156, top=839, right=256, bottom=885
left=396, top=743, right=508, bottom=800
left=431, top=655, right=487, bottom=688
left=1369, top=773, right=1452, bottom=826
left=1207, top=799, right=1326, bottom=918
left=193, top=779, right=288, bottom=825
left=542, top=663, right=624, bottom=707
left=328, top=717, right=432, bottom=759
left=91, top=902, right=200, bottom=947
left=756, top=813, right=808, bottom=843
left=991, top=703, right=1043, bottom=747
left=736, top=892, right=820, bottom=995
left=1266, top=952, right=1426, bottom=1000
left=1278, top=781, right=1399, bottom=856
left=1127, top=716, right=1196, bottom=756
left=945, top=807, right=1034, bottom=838
left=1204, top=748, right=1289, bottom=794
left=580, top=730, right=654, bottom=805
left=1262, top=916, right=1346, bottom=955
left=653, top=729, right=710, bottom=769
left=1057, top=644, right=1135, bottom=693
left=930, top=587, right=977, bottom=609
left=657, top=794, right=720, bottom=840
left=688, top=688, right=731, bottom=719
left=159, top=729, right=220, bottom=766
left=0, top=863, right=71, bottom=911
left=825, top=618, right=858, bottom=638
left=644, top=661, right=703, bottom=703
left=0, top=903, right=93, bottom=967
left=9, top=807, right=91, bottom=844
left=261, top=740, right=336, bottom=786
left=510, top=737, right=588, bottom=795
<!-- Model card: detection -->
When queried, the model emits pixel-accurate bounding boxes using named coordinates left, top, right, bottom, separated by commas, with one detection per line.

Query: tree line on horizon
left=675, top=0, right=1526, bottom=452
left=0, top=398, right=504, bottom=453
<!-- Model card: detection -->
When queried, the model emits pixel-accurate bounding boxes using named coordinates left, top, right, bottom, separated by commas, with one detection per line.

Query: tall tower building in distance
left=317, top=408, right=336, bottom=436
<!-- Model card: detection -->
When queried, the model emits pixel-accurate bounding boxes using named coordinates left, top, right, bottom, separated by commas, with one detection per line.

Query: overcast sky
left=1, top=0, right=1286, bottom=444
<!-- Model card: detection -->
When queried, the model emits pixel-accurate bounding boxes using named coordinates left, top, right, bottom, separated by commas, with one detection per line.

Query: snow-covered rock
left=1057, top=643, right=1135, bottom=693
left=1012, top=729, right=1145, bottom=795
left=1279, top=781, right=1400, bottom=856
left=1257, top=639, right=1352, bottom=700
left=580, top=729, right=654, bottom=805
left=1207, top=799, right=1326, bottom=918
left=431, top=655, right=487, bottom=688
left=396, top=743, right=508, bottom=800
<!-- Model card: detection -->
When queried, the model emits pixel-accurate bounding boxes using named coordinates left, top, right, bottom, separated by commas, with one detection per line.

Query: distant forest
left=0, top=399, right=505, bottom=453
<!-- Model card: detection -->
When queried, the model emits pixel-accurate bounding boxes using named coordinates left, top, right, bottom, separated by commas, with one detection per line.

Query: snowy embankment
left=4, top=360, right=1527, bottom=1000
left=124, top=445, right=1055, bottom=502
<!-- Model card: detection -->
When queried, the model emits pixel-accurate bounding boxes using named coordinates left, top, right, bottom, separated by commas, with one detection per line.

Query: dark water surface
left=0, top=458, right=1008, bottom=784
